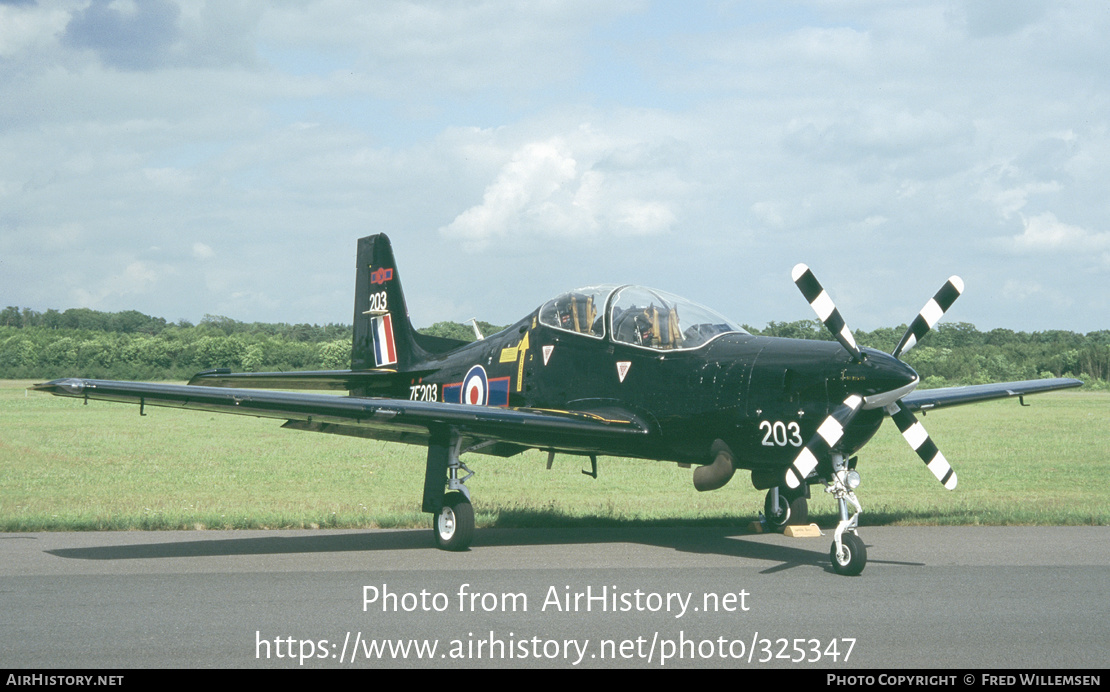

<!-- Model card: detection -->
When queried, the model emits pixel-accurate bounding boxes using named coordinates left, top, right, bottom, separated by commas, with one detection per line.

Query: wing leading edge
left=900, top=377, right=1082, bottom=412
left=31, top=378, right=650, bottom=457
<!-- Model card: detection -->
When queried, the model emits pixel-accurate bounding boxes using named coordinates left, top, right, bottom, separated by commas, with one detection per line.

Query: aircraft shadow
left=45, top=519, right=923, bottom=574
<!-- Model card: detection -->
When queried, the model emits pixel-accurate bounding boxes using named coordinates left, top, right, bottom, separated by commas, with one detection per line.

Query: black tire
left=764, top=487, right=808, bottom=529
left=830, top=533, right=866, bottom=576
left=433, top=492, right=474, bottom=551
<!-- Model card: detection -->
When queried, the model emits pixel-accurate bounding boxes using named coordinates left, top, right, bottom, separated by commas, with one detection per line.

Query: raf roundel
left=462, top=365, right=488, bottom=406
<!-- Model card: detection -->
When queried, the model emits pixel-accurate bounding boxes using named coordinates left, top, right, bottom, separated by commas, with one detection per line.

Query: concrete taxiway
left=2, top=526, right=1107, bottom=668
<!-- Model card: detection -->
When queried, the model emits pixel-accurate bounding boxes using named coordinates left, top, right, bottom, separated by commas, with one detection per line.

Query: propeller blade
left=885, top=401, right=957, bottom=490
left=893, top=276, right=964, bottom=358
left=791, top=263, right=861, bottom=359
left=785, top=394, right=863, bottom=489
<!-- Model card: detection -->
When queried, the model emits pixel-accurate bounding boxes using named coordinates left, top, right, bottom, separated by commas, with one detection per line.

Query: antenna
left=468, top=318, right=484, bottom=340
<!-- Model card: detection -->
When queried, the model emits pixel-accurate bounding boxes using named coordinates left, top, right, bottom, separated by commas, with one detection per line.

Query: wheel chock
left=783, top=523, right=822, bottom=538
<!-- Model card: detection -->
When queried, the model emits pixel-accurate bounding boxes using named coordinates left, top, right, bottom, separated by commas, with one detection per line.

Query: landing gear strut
left=424, top=430, right=475, bottom=551
left=825, top=453, right=865, bottom=576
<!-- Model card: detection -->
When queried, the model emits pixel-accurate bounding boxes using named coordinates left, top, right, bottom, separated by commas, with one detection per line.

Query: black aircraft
left=33, top=234, right=1081, bottom=575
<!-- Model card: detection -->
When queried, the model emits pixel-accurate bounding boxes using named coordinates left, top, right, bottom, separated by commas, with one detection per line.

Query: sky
left=2, top=0, right=1108, bottom=334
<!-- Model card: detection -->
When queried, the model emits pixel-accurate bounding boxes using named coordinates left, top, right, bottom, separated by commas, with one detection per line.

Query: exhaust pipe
left=693, top=441, right=736, bottom=492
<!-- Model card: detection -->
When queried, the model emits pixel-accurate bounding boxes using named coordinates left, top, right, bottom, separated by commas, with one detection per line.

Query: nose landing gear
left=825, top=453, right=865, bottom=576
left=764, top=454, right=866, bottom=575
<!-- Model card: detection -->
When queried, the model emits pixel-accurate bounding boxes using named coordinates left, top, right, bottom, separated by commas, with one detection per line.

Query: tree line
left=2, top=306, right=1106, bottom=388
left=0, top=307, right=352, bottom=381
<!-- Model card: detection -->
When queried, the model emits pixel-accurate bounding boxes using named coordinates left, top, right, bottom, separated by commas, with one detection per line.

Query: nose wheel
left=830, top=532, right=866, bottom=576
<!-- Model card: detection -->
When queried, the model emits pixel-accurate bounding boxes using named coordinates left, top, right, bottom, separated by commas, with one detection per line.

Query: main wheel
left=830, top=533, right=866, bottom=576
left=764, top=487, right=808, bottom=529
left=433, top=492, right=474, bottom=551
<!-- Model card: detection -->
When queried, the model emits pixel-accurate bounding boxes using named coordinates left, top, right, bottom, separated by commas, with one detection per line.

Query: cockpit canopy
left=538, top=285, right=747, bottom=351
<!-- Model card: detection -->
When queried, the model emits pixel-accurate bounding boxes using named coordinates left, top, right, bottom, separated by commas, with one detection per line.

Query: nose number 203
left=760, top=420, right=803, bottom=447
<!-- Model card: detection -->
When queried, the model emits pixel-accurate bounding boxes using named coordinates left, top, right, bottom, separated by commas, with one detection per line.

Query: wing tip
left=29, top=378, right=88, bottom=395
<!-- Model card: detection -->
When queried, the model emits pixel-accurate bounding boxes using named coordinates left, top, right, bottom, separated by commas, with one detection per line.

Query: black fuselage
left=400, top=314, right=907, bottom=476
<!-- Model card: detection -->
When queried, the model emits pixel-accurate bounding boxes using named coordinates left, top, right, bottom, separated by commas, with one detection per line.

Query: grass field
left=2, top=380, right=1107, bottom=531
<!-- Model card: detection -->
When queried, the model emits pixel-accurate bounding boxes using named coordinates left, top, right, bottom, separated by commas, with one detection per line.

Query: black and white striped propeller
left=791, top=264, right=862, bottom=360
left=786, top=264, right=963, bottom=490
left=893, top=276, right=964, bottom=359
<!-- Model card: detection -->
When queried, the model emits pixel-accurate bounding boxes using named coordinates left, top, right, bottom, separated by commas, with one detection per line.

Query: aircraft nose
left=850, top=349, right=920, bottom=410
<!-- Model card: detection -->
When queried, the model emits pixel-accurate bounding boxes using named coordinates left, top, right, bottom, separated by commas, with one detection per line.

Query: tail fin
left=352, top=235, right=418, bottom=370
left=351, top=234, right=468, bottom=372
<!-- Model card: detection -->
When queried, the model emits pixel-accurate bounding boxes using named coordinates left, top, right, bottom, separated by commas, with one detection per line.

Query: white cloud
left=782, top=26, right=872, bottom=69
left=1012, top=212, right=1110, bottom=253
left=144, top=166, right=194, bottom=192
left=986, top=179, right=1063, bottom=220
left=71, top=260, right=161, bottom=308
left=192, top=242, right=214, bottom=260
left=0, top=3, right=72, bottom=59
left=258, top=0, right=640, bottom=98
left=783, top=107, right=970, bottom=164
left=439, top=132, right=678, bottom=248
left=1000, top=278, right=1043, bottom=303
left=751, top=202, right=785, bottom=229
left=442, top=140, right=579, bottom=243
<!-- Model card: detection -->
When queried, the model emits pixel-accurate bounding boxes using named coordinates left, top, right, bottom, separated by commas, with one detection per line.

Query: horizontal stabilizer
left=187, top=368, right=428, bottom=395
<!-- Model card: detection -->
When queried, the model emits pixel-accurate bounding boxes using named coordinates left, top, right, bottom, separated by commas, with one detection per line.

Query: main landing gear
left=425, top=430, right=476, bottom=551
left=763, top=485, right=808, bottom=530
